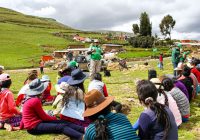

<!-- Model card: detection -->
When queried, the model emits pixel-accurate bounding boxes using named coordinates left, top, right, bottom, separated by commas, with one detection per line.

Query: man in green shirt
left=87, top=40, right=103, bottom=80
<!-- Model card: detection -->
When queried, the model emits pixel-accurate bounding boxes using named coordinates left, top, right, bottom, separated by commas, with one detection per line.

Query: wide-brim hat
left=150, top=78, right=164, bottom=90
left=41, top=75, right=50, bottom=82
left=26, top=79, right=48, bottom=96
left=0, top=73, right=11, bottom=82
left=0, top=65, right=4, bottom=70
left=67, top=69, right=88, bottom=86
left=55, top=82, right=70, bottom=94
left=174, top=67, right=182, bottom=71
left=83, top=89, right=114, bottom=117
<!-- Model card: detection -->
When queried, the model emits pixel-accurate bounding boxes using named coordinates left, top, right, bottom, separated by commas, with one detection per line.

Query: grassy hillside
left=0, top=7, right=79, bottom=69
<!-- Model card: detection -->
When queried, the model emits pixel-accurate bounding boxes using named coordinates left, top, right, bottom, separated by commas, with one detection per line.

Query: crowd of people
left=0, top=42, right=200, bottom=139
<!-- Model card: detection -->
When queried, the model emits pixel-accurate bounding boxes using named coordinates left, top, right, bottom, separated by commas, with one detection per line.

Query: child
left=159, top=53, right=163, bottom=70
left=136, top=80, right=178, bottom=139
left=16, top=73, right=37, bottom=107
left=0, top=73, right=21, bottom=131
left=52, top=82, right=70, bottom=116
left=20, top=79, right=84, bottom=139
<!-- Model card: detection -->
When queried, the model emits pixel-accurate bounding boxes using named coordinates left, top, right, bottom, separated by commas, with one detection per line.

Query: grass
left=0, top=58, right=200, bottom=140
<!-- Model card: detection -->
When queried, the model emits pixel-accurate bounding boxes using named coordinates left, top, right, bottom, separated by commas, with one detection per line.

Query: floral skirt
left=0, top=115, right=22, bottom=127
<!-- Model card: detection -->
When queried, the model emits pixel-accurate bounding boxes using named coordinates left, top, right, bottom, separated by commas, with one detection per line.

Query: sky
left=0, top=0, right=200, bottom=40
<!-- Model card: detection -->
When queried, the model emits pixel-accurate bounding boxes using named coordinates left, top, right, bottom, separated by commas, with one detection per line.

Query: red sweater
left=191, top=67, right=200, bottom=83
left=20, top=97, right=56, bottom=130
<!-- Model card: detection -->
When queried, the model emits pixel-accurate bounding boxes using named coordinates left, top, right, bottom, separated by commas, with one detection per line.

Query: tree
left=139, top=12, right=152, bottom=36
left=159, top=14, right=176, bottom=39
left=132, top=24, right=139, bottom=35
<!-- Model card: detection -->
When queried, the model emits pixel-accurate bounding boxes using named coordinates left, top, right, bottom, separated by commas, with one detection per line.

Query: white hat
left=55, top=82, right=70, bottom=94
left=26, top=79, right=48, bottom=96
left=41, top=75, right=50, bottom=82
left=150, top=78, right=164, bottom=89
left=0, top=65, right=4, bottom=70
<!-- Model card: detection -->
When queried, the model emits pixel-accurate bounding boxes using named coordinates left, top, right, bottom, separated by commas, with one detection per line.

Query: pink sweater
left=0, top=88, right=20, bottom=121
left=20, top=97, right=56, bottom=130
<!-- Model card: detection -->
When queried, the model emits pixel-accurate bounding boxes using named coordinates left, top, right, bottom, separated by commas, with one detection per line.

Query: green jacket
left=89, top=45, right=102, bottom=60
left=172, top=48, right=180, bottom=63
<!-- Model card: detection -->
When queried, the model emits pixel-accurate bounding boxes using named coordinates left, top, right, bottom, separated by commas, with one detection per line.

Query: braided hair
left=137, top=80, right=171, bottom=140
left=89, top=104, right=111, bottom=140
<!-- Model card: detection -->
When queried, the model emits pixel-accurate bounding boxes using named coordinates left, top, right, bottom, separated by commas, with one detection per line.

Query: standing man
left=87, top=40, right=103, bottom=80
left=172, top=45, right=180, bottom=75
left=39, top=59, right=45, bottom=74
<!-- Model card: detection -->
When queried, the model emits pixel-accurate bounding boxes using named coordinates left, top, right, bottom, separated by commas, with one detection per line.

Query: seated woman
left=60, top=69, right=90, bottom=127
left=0, top=73, right=21, bottom=131
left=88, top=73, right=122, bottom=113
left=161, top=77, right=190, bottom=122
left=16, top=73, right=37, bottom=107
left=136, top=80, right=178, bottom=140
left=20, top=79, right=84, bottom=140
left=178, top=65, right=194, bottom=102
left=150, top=78, right=182, bottom=126
left=84, top=89, right=139, bottom=140
left=40, top=75, right=55, bottom=105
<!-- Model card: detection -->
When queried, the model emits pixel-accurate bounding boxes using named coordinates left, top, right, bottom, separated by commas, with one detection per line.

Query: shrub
left=128, top=36, right=154, bottom=48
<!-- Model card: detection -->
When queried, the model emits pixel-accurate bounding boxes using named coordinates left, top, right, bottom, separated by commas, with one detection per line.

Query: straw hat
left=83, top=89, right=114, bottom=117
left=26, top=79, right=47, bottom=96
left=150, top=78, right=164, bottom=90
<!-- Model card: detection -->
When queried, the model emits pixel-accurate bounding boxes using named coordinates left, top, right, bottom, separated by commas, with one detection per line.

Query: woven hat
left=26, top=79, right=47, bottom=96
left=83, top=89, right=114, bottom=117
left=55, top=82, right=70, bottom=94
left=150, top=78, right=164, bottom=89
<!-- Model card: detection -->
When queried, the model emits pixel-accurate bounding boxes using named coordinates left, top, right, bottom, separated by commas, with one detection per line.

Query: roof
left=102, top=44, right=123, bottom=47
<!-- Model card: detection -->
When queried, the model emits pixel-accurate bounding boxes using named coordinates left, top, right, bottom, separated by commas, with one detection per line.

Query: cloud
left=0, top=0, right=200, bottom=39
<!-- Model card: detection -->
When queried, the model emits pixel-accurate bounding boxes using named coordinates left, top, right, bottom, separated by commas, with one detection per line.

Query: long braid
left=146, top=99, right=171, bottom=140
left=137, top=80, right=172, bottom=140
left=94, top=115, right=108, bottom=140
left=161, top=90, right=169, bottom=107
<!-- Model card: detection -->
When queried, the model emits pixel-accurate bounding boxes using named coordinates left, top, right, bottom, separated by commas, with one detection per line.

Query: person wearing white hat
left=0, top=65, right=4, bottom=75
left=151, top=78, right=182, bottom=126
left=20, top=79, right=84, bottom=139
left=40, top=75, right=54, bottom=105
left=51, top=82, right=70, bottom=115
left=0, top=73, right=21, bottom=131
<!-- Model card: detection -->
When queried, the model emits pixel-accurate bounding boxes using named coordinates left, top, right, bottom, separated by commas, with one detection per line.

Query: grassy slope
left=0, top=59, right=199, bottom=139
left=0, top=7, right=78, bottom=69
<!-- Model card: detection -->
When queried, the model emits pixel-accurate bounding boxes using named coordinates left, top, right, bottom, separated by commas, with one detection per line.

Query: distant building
left=68, top=45, right=85, bottom=49
left=102, top=44, right=123, bottom=52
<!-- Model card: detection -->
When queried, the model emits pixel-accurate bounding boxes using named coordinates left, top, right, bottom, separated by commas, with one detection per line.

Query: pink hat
left=0, top=73, right=11, bottom=82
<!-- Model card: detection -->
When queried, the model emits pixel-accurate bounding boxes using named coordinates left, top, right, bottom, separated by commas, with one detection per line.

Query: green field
left=0, top=59, right=200, bottom=140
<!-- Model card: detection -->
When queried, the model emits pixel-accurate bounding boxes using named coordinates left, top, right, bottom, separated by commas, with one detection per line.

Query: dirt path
left=5, top=68, right=51, bottom=73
